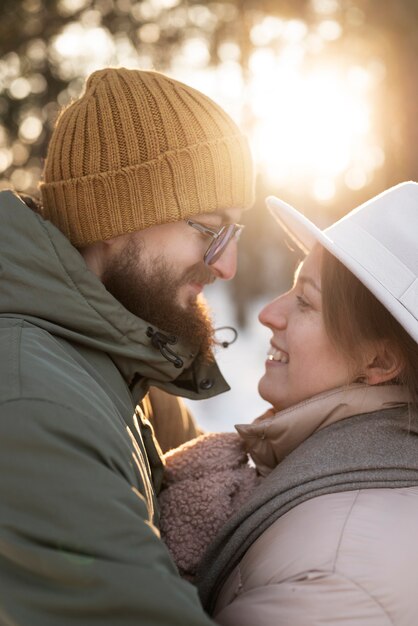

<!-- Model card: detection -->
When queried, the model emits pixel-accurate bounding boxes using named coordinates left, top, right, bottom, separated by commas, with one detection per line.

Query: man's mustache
left=181, top=263, right=216, bottom=286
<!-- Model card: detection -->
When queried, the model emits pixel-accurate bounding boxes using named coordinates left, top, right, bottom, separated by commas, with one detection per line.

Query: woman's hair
left=321, top=247, right=418, bottom=408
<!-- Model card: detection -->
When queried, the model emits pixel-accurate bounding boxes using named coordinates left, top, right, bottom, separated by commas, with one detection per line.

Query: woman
left=160, top=181, right=418, bottom=625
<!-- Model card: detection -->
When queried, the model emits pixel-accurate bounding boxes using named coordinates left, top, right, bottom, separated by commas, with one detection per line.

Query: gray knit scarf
left=196, top=407, right=418, bottom=613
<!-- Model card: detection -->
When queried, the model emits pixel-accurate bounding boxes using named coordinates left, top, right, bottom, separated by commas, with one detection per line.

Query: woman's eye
left=296, top=295, right=311, bottom=310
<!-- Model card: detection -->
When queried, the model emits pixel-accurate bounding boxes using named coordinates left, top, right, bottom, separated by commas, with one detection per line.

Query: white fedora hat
left=266, top=181, right=418, bottom=344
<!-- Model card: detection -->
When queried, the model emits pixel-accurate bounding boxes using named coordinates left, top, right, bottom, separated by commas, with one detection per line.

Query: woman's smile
left=267, top=346, right=289, bottom=364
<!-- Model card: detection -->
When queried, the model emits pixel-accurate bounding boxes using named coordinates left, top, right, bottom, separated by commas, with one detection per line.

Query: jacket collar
left=236, top=384, right=411, bottom=475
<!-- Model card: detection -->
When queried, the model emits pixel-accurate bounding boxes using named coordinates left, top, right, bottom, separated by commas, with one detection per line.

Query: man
left=0, top=68, right=254, bottom=625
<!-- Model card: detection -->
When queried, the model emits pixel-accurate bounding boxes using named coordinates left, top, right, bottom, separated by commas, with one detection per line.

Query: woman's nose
left=258, top=295, right=288, bottom=329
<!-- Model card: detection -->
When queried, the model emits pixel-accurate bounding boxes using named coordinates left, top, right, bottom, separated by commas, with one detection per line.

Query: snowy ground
left=184, top=281, right=272, bottom=432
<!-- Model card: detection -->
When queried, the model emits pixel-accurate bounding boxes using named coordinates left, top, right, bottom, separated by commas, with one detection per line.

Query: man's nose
left=209, top=239, right=238, bottom=280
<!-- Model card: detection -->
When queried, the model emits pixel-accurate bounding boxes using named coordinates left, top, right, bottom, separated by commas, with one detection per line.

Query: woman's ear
left=363, top=340, right=404, bottom=385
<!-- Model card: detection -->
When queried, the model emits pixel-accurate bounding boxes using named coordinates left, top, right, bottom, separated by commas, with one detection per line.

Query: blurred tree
left=359, top=0, right=418, bottom=183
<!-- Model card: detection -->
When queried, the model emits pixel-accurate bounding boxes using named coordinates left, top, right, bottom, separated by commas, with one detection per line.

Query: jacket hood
left=0, top=190, right=229, bottom=399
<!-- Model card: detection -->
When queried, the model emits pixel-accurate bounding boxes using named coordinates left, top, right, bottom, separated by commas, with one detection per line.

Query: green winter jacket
left=0, top=190, right=228, bottom=625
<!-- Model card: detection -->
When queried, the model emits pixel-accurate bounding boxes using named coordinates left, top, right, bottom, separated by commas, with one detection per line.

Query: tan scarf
left=236, top=384, right=410, bottom=475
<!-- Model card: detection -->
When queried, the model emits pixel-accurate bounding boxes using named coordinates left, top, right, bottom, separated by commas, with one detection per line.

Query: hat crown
left=44, top=68, right=244, bottom=183
left=40, top=67, right=254, bottom=246
left=328, top=182, right=418, bottom=273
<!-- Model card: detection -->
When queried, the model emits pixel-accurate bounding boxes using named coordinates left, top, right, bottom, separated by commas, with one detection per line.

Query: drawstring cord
left=146, top=325, right=238, bottom=368
left=213, top=326, right=238, bottom=348
left=146, top=327, right=184, bottom=369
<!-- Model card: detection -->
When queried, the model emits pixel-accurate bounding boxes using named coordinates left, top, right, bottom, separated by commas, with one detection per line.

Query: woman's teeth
left=267, top=348, right=289, bottom=364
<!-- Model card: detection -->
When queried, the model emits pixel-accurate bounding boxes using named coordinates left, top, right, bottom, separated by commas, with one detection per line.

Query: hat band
left=40, top=134, right=254, bottom=247
left=329, top=220, right=415, bottom=299
left=401, top=280, right=418, bottom=319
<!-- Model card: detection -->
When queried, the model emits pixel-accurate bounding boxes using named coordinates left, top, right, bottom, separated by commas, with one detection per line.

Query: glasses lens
left=205, top=224, right=239, bottom=265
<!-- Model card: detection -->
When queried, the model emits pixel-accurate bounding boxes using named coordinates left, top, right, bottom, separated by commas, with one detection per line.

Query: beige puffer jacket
left=214, top=385, right=418, bottom=626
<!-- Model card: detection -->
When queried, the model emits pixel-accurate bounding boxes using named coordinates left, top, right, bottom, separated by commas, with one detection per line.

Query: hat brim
left=266, top=195, right=418, bottom=344
left=266, top=196, right=328, bottom=255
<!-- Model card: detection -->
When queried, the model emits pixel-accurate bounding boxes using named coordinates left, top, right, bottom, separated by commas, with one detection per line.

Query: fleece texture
left=158, top=432, right=260, bottom=580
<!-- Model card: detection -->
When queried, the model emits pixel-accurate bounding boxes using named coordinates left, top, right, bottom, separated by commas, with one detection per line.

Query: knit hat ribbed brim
left=40, top=68, right=254, bottom=246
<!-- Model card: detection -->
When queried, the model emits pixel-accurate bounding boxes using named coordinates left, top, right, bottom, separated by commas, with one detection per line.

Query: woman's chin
left=258, top=377, right=280, bottom=410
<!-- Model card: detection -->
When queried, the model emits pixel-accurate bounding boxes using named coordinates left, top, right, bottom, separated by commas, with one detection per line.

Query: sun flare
left=247, top=54, right=381, bottom=201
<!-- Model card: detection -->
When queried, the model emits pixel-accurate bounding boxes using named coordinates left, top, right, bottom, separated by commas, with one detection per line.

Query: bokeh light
left=19, top=115, right=43, bottom=143
left=49, top=23, right=116, bottom=79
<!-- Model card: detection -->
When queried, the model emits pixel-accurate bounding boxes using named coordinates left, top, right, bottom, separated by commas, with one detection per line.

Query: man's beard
left=101, top=238, right=216, bottom=364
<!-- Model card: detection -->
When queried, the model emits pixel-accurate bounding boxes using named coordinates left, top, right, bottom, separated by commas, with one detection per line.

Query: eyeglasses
left=186, top=219, right=244, bottom=265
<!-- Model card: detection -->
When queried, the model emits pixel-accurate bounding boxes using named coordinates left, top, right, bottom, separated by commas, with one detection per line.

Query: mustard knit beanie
left=40, top=67, right=254, bottom=246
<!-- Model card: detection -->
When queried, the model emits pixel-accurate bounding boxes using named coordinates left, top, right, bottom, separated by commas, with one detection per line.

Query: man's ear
left=363, top=340, right=404, bottom=385
left=78, top=240, right=109, bottom=278
left=79, top=233, right=130, bottom=278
